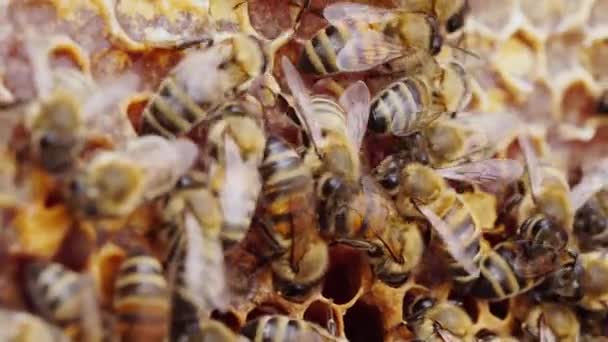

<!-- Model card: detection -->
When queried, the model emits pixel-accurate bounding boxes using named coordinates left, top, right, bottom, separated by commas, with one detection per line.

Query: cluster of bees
left=1, top=0, right=608, bottom=341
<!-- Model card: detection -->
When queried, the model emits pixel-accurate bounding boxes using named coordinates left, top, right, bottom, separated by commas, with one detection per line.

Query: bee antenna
left=446, top=42, right=480, bottom=60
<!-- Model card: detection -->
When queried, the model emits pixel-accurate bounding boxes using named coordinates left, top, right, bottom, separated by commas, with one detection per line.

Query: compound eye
left=380, top=173, right=399, bottom=190
left=321, top=176, right=343, bottom=198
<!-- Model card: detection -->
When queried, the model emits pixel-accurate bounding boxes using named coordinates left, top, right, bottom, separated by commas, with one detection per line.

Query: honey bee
left=140, top=32, right=275, bottom=139
left=368, top=61, right=471, bottom=137
left=281, top=57, right=370, bottom=183
left=533, top=250, right=584, bottom=303
left=522, top=303, right=580, bottom=342
left=257, top=135, right=329, bottom=297
left=403, top=287, right=475, bottom=342
left=24, top=36, right=139, bottom=173
left=470, top=241, right=557, bottom=301
left=24, top=261, right=102, bottom=341
left=113, top=253, right=170, bottom=342
left=240, top=315, right=346, bottom=342
left=199, top=320, right=248, bottom=342
left=69, top=135, right=198, bottom=217
left=297, top=2, right=444, bottom=76
left=205, top=104, right=265, bottom=245
left=423, top=112, right=522, bottom=167
left=0, top=309, right=70, bottom=342
left=394, top=0, right=469, bottom=33
left=160, top=165, right=229, bottom=338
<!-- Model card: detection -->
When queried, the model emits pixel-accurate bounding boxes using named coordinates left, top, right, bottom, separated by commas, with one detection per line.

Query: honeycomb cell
left=520, top=0, right=587, bottom=35
left=495, top=35, right=541, bottom=101
left=211, top=309, right=242, bottom=332
left=448, top=293, right=480, bottom=324
left=546, top=31, right=586, bottom=81
left=560, top=80, right=598, bottom=126
left=303, top=300, right=340, bottom=336
left=583, top=38, right=608, bottom=83
left=468, top=0, right=520, bottom=38
left=344, top=299, right=384, bottom=342
left=488, top=299, right=510, bottom=320
left=322, top=245, right=368, bottom=305
left=514, top=80, right=555, bottom=123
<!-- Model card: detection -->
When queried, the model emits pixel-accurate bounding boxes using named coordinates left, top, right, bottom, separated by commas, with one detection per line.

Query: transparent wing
left=570, top=168, right=608, bottom=212
left=82, top=72, right=139, bottom=118
left=518, top=134, right=543, bottom=199
left=455, top=112, right=522, bottom=151
left=323, top=2, right=397, bottom=24
left=171, top=138, right=199, bottom=177
left=336, top=31, right=405, bottom=72
left=23, top=33, right=54, bottom=99
left=437, top=159, right=524, bottom=191
left=280, top=57, right=323, bottom=147
left=184, top=210, right=229, bottom=313
left=78, top=276, right=103, bottom=342
left=219, top=135, right=261, bottom=232
left=434, top=323, right=461, bottom=342
left=418, top=205, right=480, bottom=277
left=340, top=81, right=370, bottom=151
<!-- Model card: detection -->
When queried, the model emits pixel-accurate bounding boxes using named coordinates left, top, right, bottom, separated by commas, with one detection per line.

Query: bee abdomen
left=26, top=262, right=84, bottom=324
left=141, top=78, right=208, bottom=138
left=369, top=79, right=424, bottom=135
left=298, top=25, right=346, bottom=76
left=113, top=254, right=169, bottom=342
left=241, top=315, right=311, bottom=342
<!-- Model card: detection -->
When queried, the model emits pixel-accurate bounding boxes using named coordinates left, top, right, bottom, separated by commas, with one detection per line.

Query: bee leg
left=333, top=238, right=383, bottom=256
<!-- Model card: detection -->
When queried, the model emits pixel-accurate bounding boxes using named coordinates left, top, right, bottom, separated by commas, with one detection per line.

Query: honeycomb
left=0, top=0, right=608, bottom=341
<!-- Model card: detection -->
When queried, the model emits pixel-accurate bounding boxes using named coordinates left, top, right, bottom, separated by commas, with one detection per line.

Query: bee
left=403, top=287, right=475, bottom=342
left=281, top=57, right=370, bottom=183
left=240, top=315, right=346, bottom=342
left=257, top=135, right=329, bottom=298
left=205, top=103, right=265, bottom=245
left=23, top=36, right=139, bottom=173
left=0, top=309, right=70, bottom=342
left=297, top=2, right=444, bottom=76
left=24, top=261, right=102, bottom=341
left=423, top=112, right=522, bottom=167
left=368, top=61, right=471, bottom=137
left=522, top=303, right=580, bottom=342
left=68, top=135, right=198, bottom=217
left=113, top=252, right=170, bottom=342
left=140, top=32, right=274, bottom=139
left=577, top=250, right=608, bottom=311
left=533, top=250, right=584, bottom=303
left=394, top=0, right=469, bottom=33
left=470, top=240, right=558, bottom=301
left=199, top=320, right=248, bottom=342
left=160, top=165, right=229, bottom=339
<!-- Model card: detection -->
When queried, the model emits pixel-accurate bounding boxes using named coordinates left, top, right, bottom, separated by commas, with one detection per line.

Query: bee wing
left=23, top=33, right=54, bottom=99
left=434, top=324, right=461, bottom=342
left=219, top=135, right=261, bottom=231
left=82, top=72, right=139, bottom=118
left=418, top=205, right=480, bottom=277
left=339, top=80, right=370, bottom=151
left=77, top=275, right=103, bottom=342
left=518, top=134, right=543, bottom=200
left=336, top=31, right=405, bottom=72
left=437, top=159, right=524, bottom=192
left=323, top=2, right=397, bottom=24
left=171, top=138, right=200, bottom=177
left=569, top=166, right=608, bottom=212
left=281, top=57, right=323, bottom=148
left=183, top=210, right=230, bottom=313
left=539, top=314, right=557, bottom=342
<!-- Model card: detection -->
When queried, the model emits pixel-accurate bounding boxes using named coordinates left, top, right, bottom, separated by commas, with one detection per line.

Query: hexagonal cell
left=211, top=309, right=242, bottom=333
left=344, top=299, right=384, bottom=342
left=447, top=292, right=480, bottom=324
left=520, top=0, right=587, bottom=35
left=303, top=300, right=341, bottom=337
left=494, top=31, right=542, bottom=96
left=583, top=38, right=608, bottom=83
left=560, top=80, right=597, bottom=125
left=322, top=245, right=369, bottom=305
left=488, top=299, right=510, bottom=321
left=587, top=0, right=608, bottom=34
left=546, top=31, right=586, bottom=80
left=513, top=80, right=555, bottom=123
left=468, top=0, right=520, bottom=38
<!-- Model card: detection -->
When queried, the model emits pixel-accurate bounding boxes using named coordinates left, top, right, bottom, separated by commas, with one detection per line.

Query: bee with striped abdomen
left=281, top=57, right=370, bottom=184
left=25, top=261, right=102, bottom=341
left=257, top=135, right=329, bottom=298
left=240, top=315, right=346, bottom=342
left=68, top=135, right=198, bottom=217
left=368, top=61, right=471, bottom=137
left=140, top=33, right=267, bottom=138
left=113, top=252, right=170, bottom=342
left=297, top=2, right=444, bottom=76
